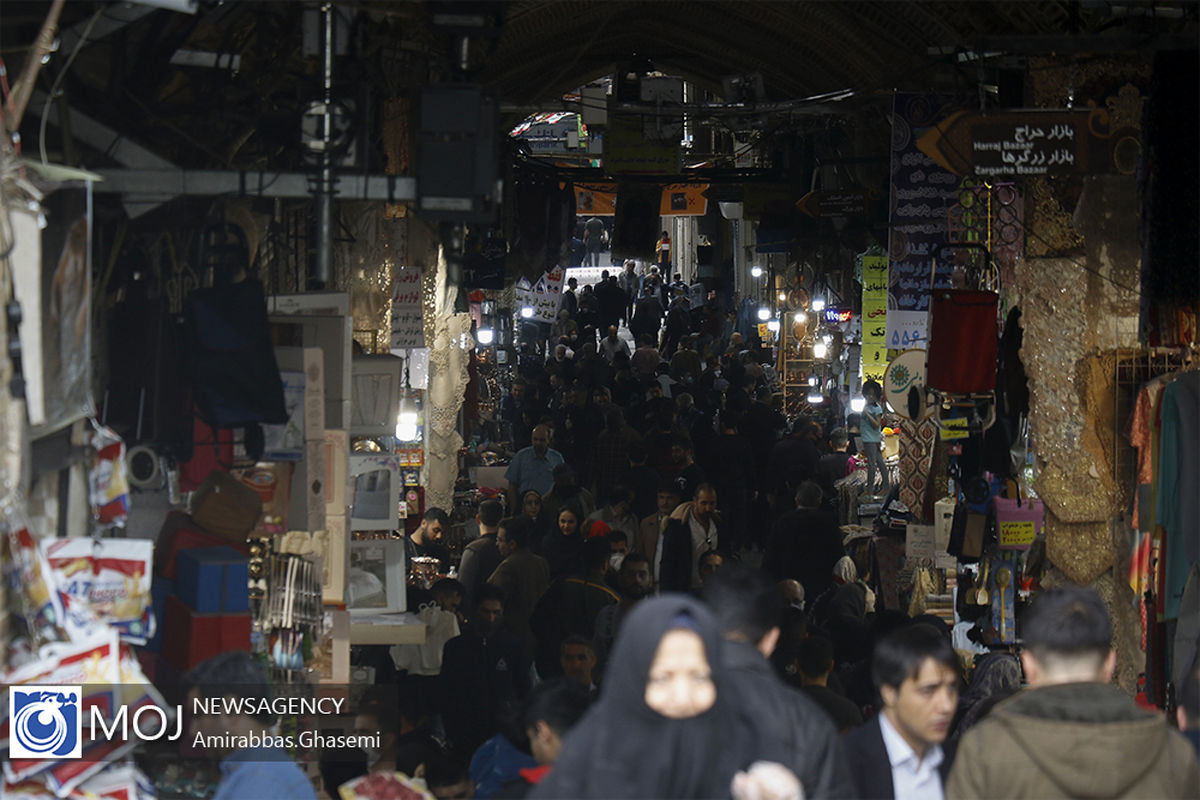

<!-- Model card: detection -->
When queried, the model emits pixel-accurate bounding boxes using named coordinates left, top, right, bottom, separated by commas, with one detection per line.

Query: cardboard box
left=276, top=346, right=325, bottom=440
left=156, top=511, right=250, bottom=579
left=934, top=496, right=956, bottom=552
left=176, top=547, right=250, bottom=613
left=324, top=430, right=349, bottom=516
left=289, top=440, right=327, bottom=531
left=268, top=312, right=350, bottom=430
left=323, top=513, right=348, bottom=604
left=162, top=595, right=251, bottom=671
left=262, top=370, right=306, bottom=461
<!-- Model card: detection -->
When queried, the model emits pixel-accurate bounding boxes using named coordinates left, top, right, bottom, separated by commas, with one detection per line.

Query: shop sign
left=887, top=309, right=927, bottom=350
left=861, top=255, right=889, bottom=383
left=574, top=182, right=616, bottom=215
left=998, top=520, right=1037, bottom=548
left=757, top=323, right=770, bottom=340
left=917, top=109, right=1105, bottom=178
left=796, top=189, right=872, bottom=219
left=659, top=183, right=709, bottom=216
left=887, top=93, right=957, bottom=325
left=824, top=307, right=853, bottom=324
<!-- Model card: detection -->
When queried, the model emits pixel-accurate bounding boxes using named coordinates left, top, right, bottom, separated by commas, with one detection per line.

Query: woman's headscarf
left=531, top=595, right=749, bottom=799
left=541, top=503, right=584, bottom=579
left=951, top=652, right=1022, bottom=739
left=832, top=555, right=857, bottom=584
left=520, top=489, right=542, bottom=518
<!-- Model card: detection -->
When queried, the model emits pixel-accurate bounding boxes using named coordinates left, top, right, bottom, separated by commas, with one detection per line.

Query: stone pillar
left=1017, top=56, right=1151, bottom=693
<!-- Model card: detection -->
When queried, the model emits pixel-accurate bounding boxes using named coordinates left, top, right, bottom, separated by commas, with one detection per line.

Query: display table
left=349, top=612, right=427, bottom=645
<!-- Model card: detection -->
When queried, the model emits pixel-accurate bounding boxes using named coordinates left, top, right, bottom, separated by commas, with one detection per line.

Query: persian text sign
left=390, top=268, right=424, bottom=349
left=888, top=93, right=957, bottom=323
left=998, top=520, right=1037, bottom=548
left=887, top=310, right=928, bottom=350
left=861, top=255, right=889, bottom=384
left=917, top=110, right=1098, bottom=178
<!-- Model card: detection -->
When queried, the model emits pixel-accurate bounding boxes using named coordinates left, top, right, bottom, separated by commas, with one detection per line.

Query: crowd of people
left=180, top=260, right=1199, bottom=799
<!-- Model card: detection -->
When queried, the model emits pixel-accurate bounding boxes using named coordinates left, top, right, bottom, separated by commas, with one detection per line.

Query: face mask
left=362, top=746, right=381, bottom=767
left=610, top=552, right=625, bottom=571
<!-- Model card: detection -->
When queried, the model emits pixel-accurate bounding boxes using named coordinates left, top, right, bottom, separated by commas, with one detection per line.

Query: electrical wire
left=39, top=8, right=102, bottom=165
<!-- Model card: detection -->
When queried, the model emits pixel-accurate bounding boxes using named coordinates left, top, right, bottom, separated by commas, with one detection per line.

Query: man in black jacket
left=440, top=585, right=531, bottom=757
left=459, top=498, right=504, bottom=613
left=764, top=481, right=845, bottom=600
left=702, top=564, right=856, bottom=798
left=841, top=623, right=958, bottom=800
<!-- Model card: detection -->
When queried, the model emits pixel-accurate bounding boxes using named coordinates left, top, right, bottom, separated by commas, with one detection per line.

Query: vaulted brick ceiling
left=1, top=1, right=1194, bottom=171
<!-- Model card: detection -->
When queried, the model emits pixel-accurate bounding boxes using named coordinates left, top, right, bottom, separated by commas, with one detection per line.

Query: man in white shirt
left=842, top=624, right=959, bottom=799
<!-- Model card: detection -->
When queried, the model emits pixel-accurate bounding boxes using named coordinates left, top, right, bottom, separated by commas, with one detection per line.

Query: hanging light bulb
left=778, top=292, right=787, bottom=302
left=766, top=319, right=780, bottom=332
left=757, top=306, right=771, bottom=321
left=850, top=396, right=866, bottom=413
left=750, top=265, right=764, bottom=278
left=520, top=306, right=535, bottom=319
left=795, top=311, right=808, bottom=324
left=807, top=392, right=825, bottom=405
left=808, top=375, right=819, bottom=387
left=476, top=328, right=495, bottom=346
left=811, top=298, right=826, bottom=312
left=813, top=341, right=828, bottom=359
left=396, top=397, right=420, bottom=441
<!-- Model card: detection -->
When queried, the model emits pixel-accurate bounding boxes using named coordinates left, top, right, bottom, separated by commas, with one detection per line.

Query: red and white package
left=43, top=539, right=154, bottom=644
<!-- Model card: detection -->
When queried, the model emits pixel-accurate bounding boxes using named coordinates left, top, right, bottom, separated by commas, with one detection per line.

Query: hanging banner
left=390, top=267, right=425, bottom=349
left=861, top=254, right=889, bottom=384
left=604, top=113, right=679, bottom=175
left=517, top=267, right=567, bottom=324
left=887, top=93, right=959, bottom=349
left=574, top=183, right=617, bottom=216
left=659, top=183, right=709, bottom=216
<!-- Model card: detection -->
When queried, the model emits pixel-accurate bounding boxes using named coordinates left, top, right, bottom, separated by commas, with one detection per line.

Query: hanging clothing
left=1157, top=370, right=1200, bottom=620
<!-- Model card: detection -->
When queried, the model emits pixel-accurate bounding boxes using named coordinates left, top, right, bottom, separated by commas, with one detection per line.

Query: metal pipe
left=313, top=2, right=335, bottom=288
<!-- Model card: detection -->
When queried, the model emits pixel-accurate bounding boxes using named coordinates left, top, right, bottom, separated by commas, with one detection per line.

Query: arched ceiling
left=1, top=1, right=1195, bottom=173
left=482, top=0, right=1076, bottom=103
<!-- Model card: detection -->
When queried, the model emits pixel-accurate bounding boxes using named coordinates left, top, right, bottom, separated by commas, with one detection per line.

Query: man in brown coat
left=635, top=480, right=682, bottom=588
left=947, top=585, right=1199, bottom=799
left=487, top=516, right=550, bottom=660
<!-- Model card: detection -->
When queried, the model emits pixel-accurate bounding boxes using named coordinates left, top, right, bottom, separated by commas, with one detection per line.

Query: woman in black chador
left=532, top=594, right=798, bottom=799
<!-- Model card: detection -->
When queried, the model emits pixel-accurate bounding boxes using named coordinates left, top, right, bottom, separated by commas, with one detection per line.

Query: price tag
left=998, top=520, right=1036, bottom=548
left=939, top=417, right=969, bottom=440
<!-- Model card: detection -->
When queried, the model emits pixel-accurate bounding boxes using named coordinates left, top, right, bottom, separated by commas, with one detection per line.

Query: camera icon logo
left=9, top=686, right=82, bottom=759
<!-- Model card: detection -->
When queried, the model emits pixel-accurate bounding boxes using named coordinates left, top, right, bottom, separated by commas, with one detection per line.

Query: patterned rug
left=899, top=418, right=940, bottom=521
